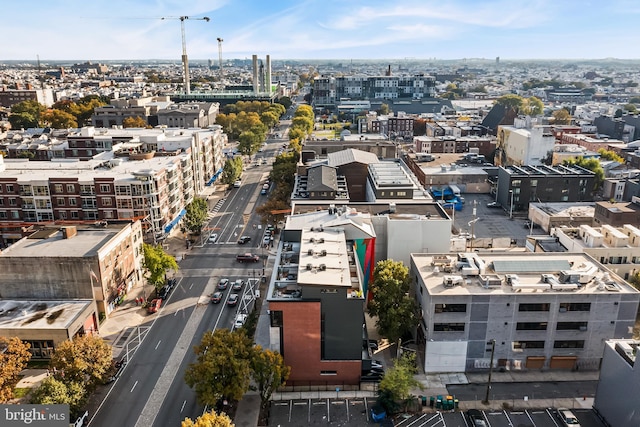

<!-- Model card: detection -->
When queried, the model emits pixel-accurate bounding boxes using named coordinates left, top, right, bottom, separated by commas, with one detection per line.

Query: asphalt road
left=89, top=137, right=281, bottom=426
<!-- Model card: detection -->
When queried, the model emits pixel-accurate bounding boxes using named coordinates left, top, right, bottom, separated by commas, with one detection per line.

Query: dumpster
left=454, top=399, right=459, bottom=409
left=436, top=395, right=443, bottom=409
left=421, top=396, right=427, bottom=406
left=429, top=396, right=435, bottom=407
left=446, top=398, right=453, bottom=410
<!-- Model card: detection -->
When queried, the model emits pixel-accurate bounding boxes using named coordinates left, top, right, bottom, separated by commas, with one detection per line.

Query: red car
left=147, top=298, right=162, bottom=314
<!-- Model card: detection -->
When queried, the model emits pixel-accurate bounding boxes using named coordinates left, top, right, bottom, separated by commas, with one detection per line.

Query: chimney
left=61, top=226, right=77, bottom=239
left=265, top=55, right=272, bottom=94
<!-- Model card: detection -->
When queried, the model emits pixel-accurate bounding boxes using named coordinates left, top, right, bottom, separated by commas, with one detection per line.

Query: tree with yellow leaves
left=181, top=410, right=233, bottom=427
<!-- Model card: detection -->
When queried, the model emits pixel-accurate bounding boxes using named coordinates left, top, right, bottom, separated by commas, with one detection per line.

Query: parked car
left=557, top=408, right=581, bottom=426
left=147, top=298, right=162, bottom=314
left=217, top=278, right=229, bottom=290
left=209, top=233, right=218, bottom=243
left=232, top=279, right=244, bottom=291
left=466, top=409, right=487, bottom=427
left=260, top=188, right=268, bottom=195
left=238, top=236, right=251, bottom=244
left=367, top=339, right=379, bottom=351
left=211, top=291, right=223, bottom=304
left=227, top=294, right=239, bottom=306
left=233, top=180, right=242, bottom=188
left=486, top=201, right=500, bottom=208
left=360, top=370, right=384, bottom=382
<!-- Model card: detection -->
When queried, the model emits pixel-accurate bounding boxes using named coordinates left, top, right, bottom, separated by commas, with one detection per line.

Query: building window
left=434, top=323, right=465, bottom=332
left=0, top=212, right=6, bottom=219
left=518, top=303, right=550, bottom=312
left=71, top=211, right=79, bottom=219
left=270, top=310, right=283, bottom=327
left=556, top=322, right=588, bottom=331
left=0, top=199, right=3, bottom=206
left=9, top=198, right=16, bottom=206
left=102, top=198, right=112, bottom=206
left=99, top=184, right=111, bottom=193
left=558, top=302, right=591, bottom=312
left=6, top=184, right=14, bottom=192
left=24, top=340, right=55, bottom=359
left=516, top=322, right=547, bottom=330
left=57, top=198, right=65, bottom=206
left=69, top=198, right=77, bottom=206
left=434, top=303, right=466, bottom=313
left=66, top=184, right=75, bottom=193
left=513, top=341, right=545, bottom=350
left=54, top=184, right=63, bottom=193
left=553, top=340, right=585, bottom=349
left=320, top=371, right=337, bottom=376
left=59, top=211, right=67, bottom=219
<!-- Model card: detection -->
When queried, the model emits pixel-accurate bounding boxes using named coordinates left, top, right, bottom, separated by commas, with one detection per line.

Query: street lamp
left=482, top=339, right=496, bottom=404
left=509, top=189, right=514, bottom=219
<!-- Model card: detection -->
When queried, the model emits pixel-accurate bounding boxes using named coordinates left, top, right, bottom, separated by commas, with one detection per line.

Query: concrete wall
left=385, top=218, right=451, bottom=266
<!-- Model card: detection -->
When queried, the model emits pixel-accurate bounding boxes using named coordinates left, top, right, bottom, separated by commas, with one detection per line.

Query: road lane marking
left=174, top=309, right=180, bottom=316
left=155, top=340, right=161, bottom=350
left=189, top=283, right=193, bottom=290
left=181, top=400, right=187, bottom=413
left=130, top=381, right=138, bottom=393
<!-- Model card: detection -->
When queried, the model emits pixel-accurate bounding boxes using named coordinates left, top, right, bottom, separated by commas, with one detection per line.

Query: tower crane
left=216, top=37, right=224, bottom=79
left=161, top=15, right=210, bottom=95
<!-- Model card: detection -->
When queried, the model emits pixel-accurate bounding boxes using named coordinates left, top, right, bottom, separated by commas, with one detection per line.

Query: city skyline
left=3, top=0, right=640, bottom=62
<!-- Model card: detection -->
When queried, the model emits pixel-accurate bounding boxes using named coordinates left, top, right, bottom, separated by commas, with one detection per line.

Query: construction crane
left=216, top=37, right=224, bottom=79
left=161, top=15, right=210, bottom=95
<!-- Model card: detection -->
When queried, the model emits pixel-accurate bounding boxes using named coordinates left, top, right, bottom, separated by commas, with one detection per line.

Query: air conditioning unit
left=319, top=264, right=326, bottom=271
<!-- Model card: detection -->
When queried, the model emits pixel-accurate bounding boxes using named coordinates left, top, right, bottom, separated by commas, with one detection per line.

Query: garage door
left=525, top=356, right=545, bottom=369
left=550, top=356, right=577, bottom=369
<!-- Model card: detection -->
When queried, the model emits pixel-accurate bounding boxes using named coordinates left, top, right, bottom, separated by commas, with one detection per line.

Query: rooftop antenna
left=217, top=37, right=224, bottom=79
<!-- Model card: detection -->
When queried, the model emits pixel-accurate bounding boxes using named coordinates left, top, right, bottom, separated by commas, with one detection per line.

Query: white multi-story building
left=496, top=117, right=555, bottom=166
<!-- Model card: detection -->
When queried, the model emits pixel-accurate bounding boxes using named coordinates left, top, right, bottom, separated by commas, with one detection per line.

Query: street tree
left=291, top=116, right=313, bottom=135
left=0, top=337, right=32, bottom=402
left=260, top=111, right=279, bottom=129
left=294, top=104, right=314, bottom=120
left=552, top=109, right=571, bottom=125
left=250, top=346, right=291, bottom=410
left=184, top=197, right=208, bottom=235
left=221, top=157, right=243, bottom=185
left=30, top=377, right=87, bottom=419
left=276, top=96, right=292, bottom=110
left=143, top=243, right=179, bottom=290
left=378, top=352, right=422, bottom=413
left=238, top=129, right=263, bottom=156
left=185, top=329, right=253, bottom=406
left=41, top=109, right=78, bottom=129
left=49, top=335, right=113, bottom=391
left=181, top=410, right=233, bottom=427
left=367, top=260, right=418, bottom=347
left=123, top=116, right=147, bottom=128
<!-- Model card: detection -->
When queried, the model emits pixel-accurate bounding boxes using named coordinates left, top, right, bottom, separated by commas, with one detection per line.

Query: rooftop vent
left=306, top=263, right=313, bottom=271
left=319, top=264, right=327, bottom=271
left=308, top=249, right=314, bottom=256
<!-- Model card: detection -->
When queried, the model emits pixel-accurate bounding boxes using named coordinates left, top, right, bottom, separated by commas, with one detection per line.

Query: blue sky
left=3, top=0, right=640, bottom=61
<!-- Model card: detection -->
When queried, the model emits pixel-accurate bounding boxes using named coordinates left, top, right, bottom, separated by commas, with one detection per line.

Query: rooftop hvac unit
left=308, top=249, right=314, bottom=256
left=321, top=250, right=327, bottom=257
left=306, top=263, right=313, bottom=270
left=319, top=264, right=327, bottom=271
left=318, top=238, right=325, bottom=243
left=309, top=237, right=315, bottom=243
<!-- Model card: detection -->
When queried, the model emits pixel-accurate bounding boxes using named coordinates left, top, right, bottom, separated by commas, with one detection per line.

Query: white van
left=233, top=180, right=242, bottom=188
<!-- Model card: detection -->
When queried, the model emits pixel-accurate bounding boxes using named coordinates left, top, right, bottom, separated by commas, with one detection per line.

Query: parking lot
left=268, top=399, right=607, bottom=427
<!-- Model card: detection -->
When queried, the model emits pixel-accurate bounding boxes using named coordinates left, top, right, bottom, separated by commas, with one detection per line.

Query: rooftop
left=0, top=299, right=94, bottom=330
left=412, top=252, right=638, bottom=296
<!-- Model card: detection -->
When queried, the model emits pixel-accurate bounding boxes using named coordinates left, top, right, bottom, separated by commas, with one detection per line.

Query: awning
left=164, top=208, right=187, bottom=233
left=206, top=167, right=224, bottom=186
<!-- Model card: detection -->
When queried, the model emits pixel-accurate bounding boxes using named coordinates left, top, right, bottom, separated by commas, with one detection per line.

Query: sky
left=3, top=0, right=640, bottom=61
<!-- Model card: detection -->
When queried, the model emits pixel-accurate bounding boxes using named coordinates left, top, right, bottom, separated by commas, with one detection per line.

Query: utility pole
left=483, top=339, right=496, bottom=404
left=162, top=16, right=210, bottom=95
left=217, top=37, right=224, bottom=79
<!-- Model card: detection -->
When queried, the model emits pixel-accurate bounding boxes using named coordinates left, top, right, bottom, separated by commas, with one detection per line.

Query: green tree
left=367, top=260, right=418, bottom=346
left=260, top=111, right=279, bottom=129
left=629, top=96, right=640, bottom=104
left=597, top=148, right=625, bottom=163
left=378, top=352, right=422, bottom=412
left=377, top=103, right=391, bottom=115
left=291, top=116, right=313, bottom=135
left=250, top=346, right=290, bottom=410
left=268, top=103, right=286, bottom=118
left=185, top=329, right=253, bottom=406
left=142, top=243, right=179, bottom=290
left=563, top=157, right=604, bottom=191
left=629, top=272, right=640, bottom=290
left=49, top=335, right=113, bottom=391
left=184, top=197, right=208, bottom=235
left=495, top=94, right=524, bottom=113
left=41, top=109, right=78, bottom=129
left=181, top=410, right=233, bottom=427
left=294, top=104, right=314, bottom=120
left=238, top=130, right=263, bottom=156
left=9, top=100, right=45, bottom=129
left=123, top=116, right=147, bottom=128
left=221, top=157, right=243, bottom=185
left=0, top=337, right=31, bottom=402
left=276, top=96, right=292, bottom=110
left=552, top=109, right=572, bottom=125
left=522, top=96, right=544, bottom=116
left=30, top=377, right=86, bottom=419
left=614, top=109, right=623, bottom=118
left=623, top=104, right=637, bottom=114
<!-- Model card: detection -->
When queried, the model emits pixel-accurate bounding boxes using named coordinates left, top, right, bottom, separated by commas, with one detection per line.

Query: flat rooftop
left=412, top=252, right=638, bottom=296
left=1, top=224, right=127, bottom=258
left=0, top=299, right=94, bottom=330
left=291, top=202, right=449, bottom=220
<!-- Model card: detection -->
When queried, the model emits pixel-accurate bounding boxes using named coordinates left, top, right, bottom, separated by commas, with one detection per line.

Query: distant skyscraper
left=496, top=56, right=500, bottom=65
